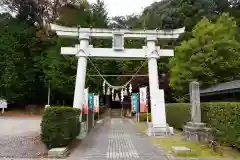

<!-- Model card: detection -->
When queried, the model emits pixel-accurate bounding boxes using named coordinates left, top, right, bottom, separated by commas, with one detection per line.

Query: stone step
left=110, top=109, right=122, bottom=118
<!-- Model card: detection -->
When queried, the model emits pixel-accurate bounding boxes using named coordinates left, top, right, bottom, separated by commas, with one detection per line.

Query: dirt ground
left=0, top=115, right=47, bottom=158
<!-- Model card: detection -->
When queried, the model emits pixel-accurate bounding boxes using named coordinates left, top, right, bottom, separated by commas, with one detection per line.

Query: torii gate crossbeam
left=61, top=45, right=174, bottom=60
left=50, top=24, right=184, bottom=39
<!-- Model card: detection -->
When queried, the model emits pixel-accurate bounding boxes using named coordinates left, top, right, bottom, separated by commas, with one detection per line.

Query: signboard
left=94, top=95, right=99, bottom=113
left=151, top=89, right=167, bottom=128
left=83, top=88, right=89, bottom=114
left=139, top=87, right=147, bottom=112
left=88, top=93, right=94, bottom=111
left=131, top=93, right=139, bottom=113
left=0, top=99, right=7, bottom=109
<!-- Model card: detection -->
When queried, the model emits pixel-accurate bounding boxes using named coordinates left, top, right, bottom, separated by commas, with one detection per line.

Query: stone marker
left=183, top=81, right=212, bottom=142
left=48, top=147, right=69, bottom=158
left=172, top=146, right=191, bottom=155
left=169, top=127, right=174, bottom=135
left=190, top=81, right=201, bottom=123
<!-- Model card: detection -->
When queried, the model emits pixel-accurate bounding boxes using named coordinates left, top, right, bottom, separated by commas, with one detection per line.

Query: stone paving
left=68, top=118, right=169, bottom=160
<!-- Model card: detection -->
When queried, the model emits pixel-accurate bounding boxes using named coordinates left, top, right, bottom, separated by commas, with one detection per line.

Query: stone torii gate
left=50, top=24, right=185, bottom=133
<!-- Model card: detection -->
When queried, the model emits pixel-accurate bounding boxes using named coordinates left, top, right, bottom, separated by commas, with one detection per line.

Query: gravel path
left=0, top=117, right=47, bottom=158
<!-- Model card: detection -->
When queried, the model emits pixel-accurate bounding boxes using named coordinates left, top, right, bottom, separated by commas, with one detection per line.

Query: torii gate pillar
left=73, top=34, right=89, bottom=109
left=147, top=36, right=159, bottom=93
left=147, top=36, right=167, bottom=133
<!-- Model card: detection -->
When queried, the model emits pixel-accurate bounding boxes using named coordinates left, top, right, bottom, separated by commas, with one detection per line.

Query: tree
left=89, top=0, right=108, bottom=28
left=1, top=0, right=73, bottom=25
left=169, top=13, right=240, bottom=98
left=0, top=19, right=48, bottom=103
left=0, top=13, right=12, bottom=21
left=142, top=0, right=229, bottom=30
left=41, top=0, right=112, bottom=102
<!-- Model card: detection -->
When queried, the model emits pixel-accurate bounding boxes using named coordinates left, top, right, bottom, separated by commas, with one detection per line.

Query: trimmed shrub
left=201, top=102, right=240, bottom=148
left=40, top=106, right=81, bottom=149
left=139, top=112, right=151, bottom=122
left=165, top=102, right=240, bottom=148
left=166, top=103, right=190, bottom=129
left=138, top=103, right=190, bottom=130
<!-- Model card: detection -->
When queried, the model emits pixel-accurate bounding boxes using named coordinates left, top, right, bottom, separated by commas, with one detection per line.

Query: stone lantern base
left=183, top=122, right=212, bottom=142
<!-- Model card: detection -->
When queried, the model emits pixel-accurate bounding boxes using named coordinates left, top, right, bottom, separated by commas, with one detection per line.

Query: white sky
left=88, top=0, right=160, bottom=17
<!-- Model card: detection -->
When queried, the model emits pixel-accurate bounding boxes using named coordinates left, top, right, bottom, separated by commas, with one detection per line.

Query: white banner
left=94, top=95, right=99, bottom=113
left=139, top=87, right=147, bottom=112
left=0, top=99, right=7, bottom=109
left=83, top=88, right=89, bottom=114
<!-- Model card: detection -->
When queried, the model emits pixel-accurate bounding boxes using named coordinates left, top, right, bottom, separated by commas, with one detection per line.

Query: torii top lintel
left=50, top=24, right=185, bottom=39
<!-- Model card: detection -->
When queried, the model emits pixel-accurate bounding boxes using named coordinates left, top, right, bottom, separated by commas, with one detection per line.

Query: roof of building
left=200, top=80, right=240, bottom=95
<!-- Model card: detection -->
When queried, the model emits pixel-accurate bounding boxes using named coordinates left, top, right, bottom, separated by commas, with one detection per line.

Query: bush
left=138, top=103, right=190, bottom=130
left=40, top=106, right=81, bottom=149
left=166, top=103, right=190, bottom=129
left=201, top=102, right=240, bottom=148
left=139, top=112, right=151, bottom=122
left=165, top=102, right=240, bottom=148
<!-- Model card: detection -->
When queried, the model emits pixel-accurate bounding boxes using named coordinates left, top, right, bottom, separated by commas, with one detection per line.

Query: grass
left=137, top=122, right=240, bottom=159
left=152, top=136, right=221, bottom=158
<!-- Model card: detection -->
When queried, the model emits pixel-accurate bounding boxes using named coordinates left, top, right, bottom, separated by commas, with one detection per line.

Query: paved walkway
left=68, top=118, right=169, bottom=160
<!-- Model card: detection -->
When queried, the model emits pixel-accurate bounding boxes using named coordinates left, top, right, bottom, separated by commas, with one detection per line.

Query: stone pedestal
left=172, top=146, right=191, bottom=155
left=183, top=122, right=212, bottom=142
left=48, top=147, right=69, bottom=158
left=146, top=123, right=170, bottom=137
left=77, top=122, right=88, bottom=140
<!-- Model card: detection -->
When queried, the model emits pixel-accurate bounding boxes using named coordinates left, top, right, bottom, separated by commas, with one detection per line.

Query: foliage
left=138, top=103, right=190, bottom=129
left=57, top=3, right=91, bottom=27
left=40, top=106, right=80, bottom=149
left=166, top=103, right=190, bottom=129
left=90, top=0, right=108, bottom=28
left=152, top=137, right=221, bottom=158
left=165, top=102, right=240, bottom=148
left=170, top=14, right=240, bottom=96
left=40, top=36, right=78, bottom=98
left=1, top=0, right=240, bottom=105
left=0, top=0, right=73, bottom=25
left=0, top=19, right=48, bottom=103
left=139, top=113, right=151, bottom=122
left=201, top=102, right=240, bottom=148
left=139, top=0, right=229, bottom=31
left=40, top=1, right=110, bottom=100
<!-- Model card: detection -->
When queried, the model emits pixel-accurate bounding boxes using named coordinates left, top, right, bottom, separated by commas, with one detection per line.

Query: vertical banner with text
left=139, top=87, right=147, bottom=112
left=88, top=93, right=94, bottom=111
left=94, top=95, right=99, bottom=113
left=131, top=93, right=139, bottom=113
left=83, top=88, right=89, bottom=114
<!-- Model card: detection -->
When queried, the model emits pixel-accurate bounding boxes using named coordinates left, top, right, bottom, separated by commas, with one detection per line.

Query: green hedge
left=139, top=112, right=151, bottom=122
left=139, top=103, right=190, bottom=129
left=138, top=102, right=240, bottom=148
left=201, top=102, right=240, bottom=148
left=166, top=103, right=190, bottom=130
left=40, top=106, right=81, bottom=149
